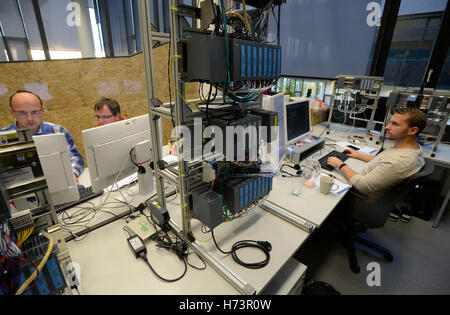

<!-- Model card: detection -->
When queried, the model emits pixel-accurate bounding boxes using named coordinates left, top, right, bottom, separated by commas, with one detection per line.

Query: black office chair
left=339, top=158, right=435, bottom=273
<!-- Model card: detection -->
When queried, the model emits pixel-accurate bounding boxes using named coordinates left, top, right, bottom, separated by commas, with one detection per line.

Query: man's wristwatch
left=339, top=163, right=347, bottom=170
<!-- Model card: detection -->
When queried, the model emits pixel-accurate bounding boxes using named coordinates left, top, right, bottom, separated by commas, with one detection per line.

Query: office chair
left=339, top=158, right=435, bottom=273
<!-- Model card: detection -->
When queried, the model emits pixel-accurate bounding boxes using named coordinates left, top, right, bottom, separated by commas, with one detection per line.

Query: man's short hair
left=94, top=98, right=121, bottom=116
left=9, top=90, right=43, bottom=108
left=394, top=107, right=427, bottom=136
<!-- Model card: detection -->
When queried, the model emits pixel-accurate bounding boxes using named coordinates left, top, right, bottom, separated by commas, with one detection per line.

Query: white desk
left=167, top=201, right=310, bottom=295
left=265, top=157, right=366, bottom=228
left=63, top=179, right=310, bottom=294
left=265, top=123, right=374, bottom=228
left=60, top=130, right=376, bottom=294
left=65, top=217, right=240, bottom=295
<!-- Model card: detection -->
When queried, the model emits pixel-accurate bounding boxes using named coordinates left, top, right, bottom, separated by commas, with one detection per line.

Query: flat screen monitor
left=284, top=100, right=311, bottom=145
left=33, top=134, right=80, bottom=205
left=82, top=115, right=159, bottom=205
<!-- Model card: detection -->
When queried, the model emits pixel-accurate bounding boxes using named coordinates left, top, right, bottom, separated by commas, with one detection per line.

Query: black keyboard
left=54, top=186, right=103, bottom=212
left=318, top=150, right=349, bottom=171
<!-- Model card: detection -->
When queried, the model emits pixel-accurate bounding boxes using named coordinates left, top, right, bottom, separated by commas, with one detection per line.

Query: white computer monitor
left=82, top=114, right=159, bottom=205
left=260, top=93, right=286, bottom=171
left=284, top=100, right=311, bottom=146
left=33, top=134, right=80, bottom=205
left=262, top=93, right=284, bottom=111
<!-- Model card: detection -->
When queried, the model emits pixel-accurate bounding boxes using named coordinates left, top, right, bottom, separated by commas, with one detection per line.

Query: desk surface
left=57, top=123, right=450, bottom=294
left=423, top=143, right=450, bottom=166
left=65, top=217, right=240, bottom=295
left=63, top=182, right=310, bottom=295
left=266, top=151, right=366, bottom=227
left=265, top=123, right=374, bottom=227
left=167, top=201, right=309, bottom=294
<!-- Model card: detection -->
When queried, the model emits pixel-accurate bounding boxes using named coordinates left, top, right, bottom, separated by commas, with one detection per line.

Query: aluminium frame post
left=137, top=0, right=166, bottom=206
left=169, top=0, right=191, bottom=237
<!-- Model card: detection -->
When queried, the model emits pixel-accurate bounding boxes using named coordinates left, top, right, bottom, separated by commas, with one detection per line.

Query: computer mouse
left=343, top=150, right=351, bottom=155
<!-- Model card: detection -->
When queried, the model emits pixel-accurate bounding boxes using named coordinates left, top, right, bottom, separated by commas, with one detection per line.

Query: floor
left=294, top=210, right=450, bottom=295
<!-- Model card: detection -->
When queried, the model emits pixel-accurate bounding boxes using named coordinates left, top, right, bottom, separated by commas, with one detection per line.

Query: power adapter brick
left=127, top=235, right=147, bottom=258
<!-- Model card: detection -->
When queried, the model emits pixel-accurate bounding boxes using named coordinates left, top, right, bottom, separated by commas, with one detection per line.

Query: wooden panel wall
left=0, top=44, right=198, bottom=162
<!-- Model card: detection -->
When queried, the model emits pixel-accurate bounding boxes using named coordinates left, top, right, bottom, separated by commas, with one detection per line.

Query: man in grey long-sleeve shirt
left=327, top=107, right=426, bottom=200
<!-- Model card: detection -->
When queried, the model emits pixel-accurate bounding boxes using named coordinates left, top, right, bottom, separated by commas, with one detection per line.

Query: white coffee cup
left=320, top=176, right=338, bottom=194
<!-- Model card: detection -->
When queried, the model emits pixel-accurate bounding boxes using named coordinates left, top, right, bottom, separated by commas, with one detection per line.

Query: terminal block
left=222, top=175, right=273, bottom=215
left=185, top=36, right=281, bottom=84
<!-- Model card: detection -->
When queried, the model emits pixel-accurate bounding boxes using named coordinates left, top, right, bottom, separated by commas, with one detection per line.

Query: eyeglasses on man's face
left=13, top=110, right=43, bottom=117
left=94, top=114, right=114, bottom=120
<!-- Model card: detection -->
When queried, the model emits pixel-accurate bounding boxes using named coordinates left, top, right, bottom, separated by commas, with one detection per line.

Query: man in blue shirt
left=1, top=90, right=85, bottom=181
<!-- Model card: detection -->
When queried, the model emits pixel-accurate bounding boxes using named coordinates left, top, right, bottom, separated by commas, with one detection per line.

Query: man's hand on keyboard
left=343, top=148, right=360, bottom=159
left=327, top=157, right=344, bottom=169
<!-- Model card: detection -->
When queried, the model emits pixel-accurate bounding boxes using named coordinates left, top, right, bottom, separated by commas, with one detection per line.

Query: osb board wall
left=0, top=44, right=198, bottom=163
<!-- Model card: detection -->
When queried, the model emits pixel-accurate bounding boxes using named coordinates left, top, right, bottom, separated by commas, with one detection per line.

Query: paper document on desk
left=336, top=141, right=377, bottom=155
left=315, top=174, right=351, bottom=195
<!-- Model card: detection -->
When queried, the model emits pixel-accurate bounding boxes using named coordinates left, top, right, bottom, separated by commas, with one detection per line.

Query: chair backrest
left=350, top=158, right=435, bottom=229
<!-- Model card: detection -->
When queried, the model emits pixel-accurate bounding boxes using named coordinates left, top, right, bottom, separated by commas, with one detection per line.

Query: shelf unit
left=137, top=0, right=272, bottom=295
left=326, top=75, right=384, bottom=140
left=385, top=88, right=450, bottom=157
left=0, top=129, right=58, bottom=230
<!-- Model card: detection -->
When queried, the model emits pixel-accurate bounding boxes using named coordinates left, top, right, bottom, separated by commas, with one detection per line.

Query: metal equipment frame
left=326, top=75, right=384, bottom=141
left=137, top=0, right=265, bottom=295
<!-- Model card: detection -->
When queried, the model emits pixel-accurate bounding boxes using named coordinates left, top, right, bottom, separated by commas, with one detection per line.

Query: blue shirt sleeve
left=58, top=126, right=85, bottom=177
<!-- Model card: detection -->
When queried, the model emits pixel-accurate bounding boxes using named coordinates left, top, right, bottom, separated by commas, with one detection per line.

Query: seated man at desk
left=327, top=107, right=426, bottom=200
left=1, top=90, right=85, bottom=180
left=94, top=98, right=128, bottom=126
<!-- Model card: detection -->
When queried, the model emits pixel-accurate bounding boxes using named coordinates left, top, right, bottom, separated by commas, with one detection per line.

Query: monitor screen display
left=286, top=101, right=310, bottom=143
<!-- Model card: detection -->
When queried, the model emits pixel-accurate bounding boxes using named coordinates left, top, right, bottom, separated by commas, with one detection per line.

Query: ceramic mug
left=320, top=176, right=338, bottom=194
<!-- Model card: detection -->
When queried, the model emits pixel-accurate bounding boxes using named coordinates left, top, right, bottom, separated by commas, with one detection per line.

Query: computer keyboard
left=318, top=150, right=349, bottom=171
left=54, top=185, right=103, bottom=212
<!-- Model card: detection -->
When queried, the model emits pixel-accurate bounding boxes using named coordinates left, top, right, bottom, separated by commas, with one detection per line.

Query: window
left=0, top=0, right=144, bottom=61
left=436, top=48, right=450, bottom=90
left=383, top=0, right=447, bottom=87
left=271, top=0, right=384, bottom=79
left=274, top=77, right=328, bottom=100
left=0, top=0, right=32, bottom=61
left=97, top=0, right=142, bottom=57
left=19, top=0, right=45, bottom=60
left=0, top=35, right=8, bottom=61
left=38, top=0, right=83, bottom=59
left=384, top=12, right=444, bottom=86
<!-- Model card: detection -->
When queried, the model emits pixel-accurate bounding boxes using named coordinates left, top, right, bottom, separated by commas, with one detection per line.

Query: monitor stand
left=115, top=140, right=156, bottom=207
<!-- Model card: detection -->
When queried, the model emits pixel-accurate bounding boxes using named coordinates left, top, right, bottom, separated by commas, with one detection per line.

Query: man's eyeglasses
left=13, top=110, right=42, bottom=117
left=94, top=114, right=114, bottom=120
